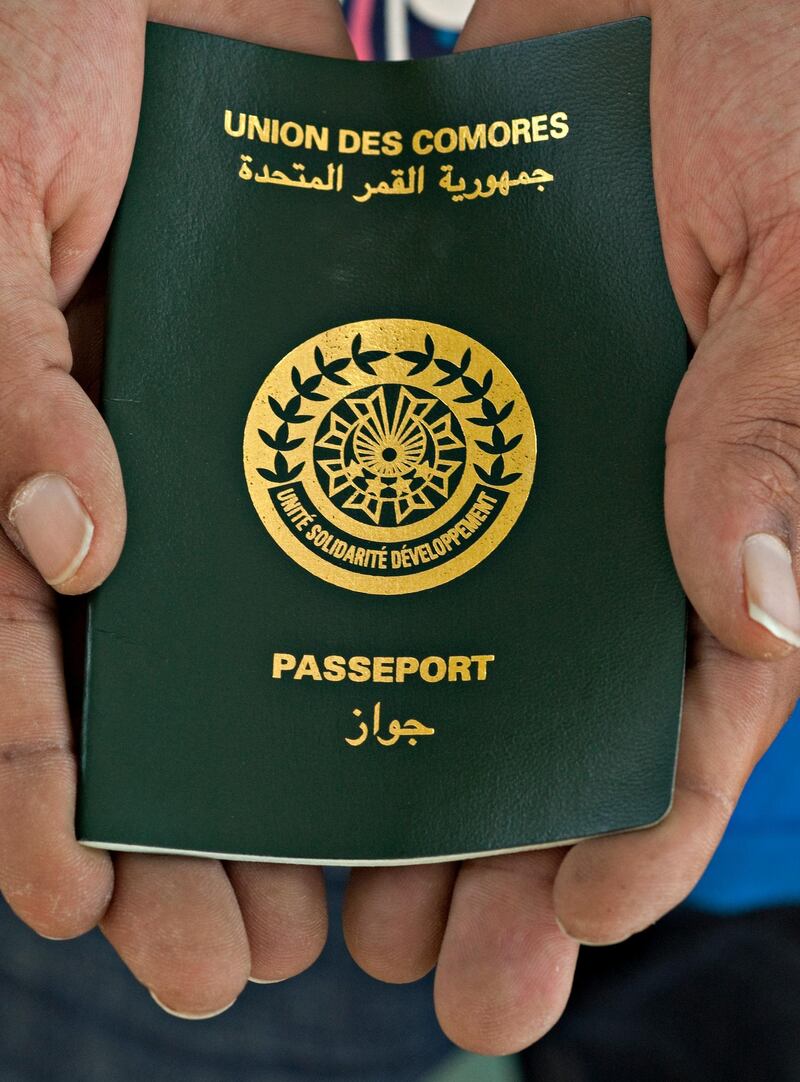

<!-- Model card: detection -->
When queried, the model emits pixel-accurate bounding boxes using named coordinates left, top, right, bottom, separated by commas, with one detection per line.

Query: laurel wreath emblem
left=255, top=333, right=523, bottom=489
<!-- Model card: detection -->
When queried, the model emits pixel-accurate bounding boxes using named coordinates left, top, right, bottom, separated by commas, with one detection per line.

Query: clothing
left=687, top=703, right=800, bottom=914
left=520, top=905, right=800, bottom=1082
left=343, top=0, right=462, bottom=61
left=0, top=871, right=452, bottom=1082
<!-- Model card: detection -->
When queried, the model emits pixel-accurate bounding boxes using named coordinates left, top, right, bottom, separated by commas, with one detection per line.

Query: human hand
left=342, top=0, right=800, bottom=1053
left=0, top=0, right=353, bottom=1018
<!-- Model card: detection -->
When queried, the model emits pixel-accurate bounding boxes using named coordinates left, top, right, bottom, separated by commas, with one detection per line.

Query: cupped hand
left=0, top=0, right=353, bottom=1018
left=5, top=0, right=799, bottom=1050
left=342, top=0, right=800, bottom=1054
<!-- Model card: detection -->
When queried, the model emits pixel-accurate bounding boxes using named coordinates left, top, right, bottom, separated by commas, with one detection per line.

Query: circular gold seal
left=243, top=319, right=536, bottom=594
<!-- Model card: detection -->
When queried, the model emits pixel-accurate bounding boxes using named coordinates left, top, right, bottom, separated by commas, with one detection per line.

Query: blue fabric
left=687, top=701, right=800, bottom=913
left=341, top=1, right=463, bottom=61
left=0, top=869, right=452, bottom=1082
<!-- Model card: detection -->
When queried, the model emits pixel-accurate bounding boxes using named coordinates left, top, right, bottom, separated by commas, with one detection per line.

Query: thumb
left=0, top=218, right=125, bottom=595
left=666, top=230, right=800, bottom=659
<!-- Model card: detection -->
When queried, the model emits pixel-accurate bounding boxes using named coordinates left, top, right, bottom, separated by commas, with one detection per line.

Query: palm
left=0, top=0, right=352, bottom=1020
left=3, top=0, right=798, bottom=1054
left=342, top=0, right=800, bottom=1054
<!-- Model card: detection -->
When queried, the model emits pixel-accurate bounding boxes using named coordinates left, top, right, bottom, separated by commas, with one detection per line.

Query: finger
left=151, top=0, right=355, bottom=58
left=454, top=2, right=719, bottom=343
left=460, top=6, right=800, bottom=662
left=1, top=3, right=146, bottom=310
left=1, top=0, right=355, bottom=598
left=0, top=201, right=126, bottom=594
left=144, top=0, right=353, bottom=993
left=456, top=0, right=646, bottom=52
left=0, top=532, right=113, bottom=938
left=554, top=615, right=800, bottom=945
left=101, top=854, right=250, bottom=1019
left=226, top=862, right=328, bottom=983
left=342, top=863, right=457, bottom=983
left=666, top=247, right=800, bottom=658
left=434, top=849, right=578, bottom=1055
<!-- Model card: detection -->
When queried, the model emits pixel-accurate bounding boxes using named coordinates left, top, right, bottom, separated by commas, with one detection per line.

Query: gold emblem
left=243, top=319, right=536, bottom=594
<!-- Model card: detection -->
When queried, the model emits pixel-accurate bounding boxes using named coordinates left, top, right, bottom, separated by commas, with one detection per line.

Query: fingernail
left=743, top=533, right=800, bottom=649
left=567, top=933, right=630, bottom=947
left=8, top=473, right=94, bottom=586
left=248, top=976, right=289, bottom=985
left=555, top=915, right=629, bottom=947
left=149, top=989, right=237, bottom=1021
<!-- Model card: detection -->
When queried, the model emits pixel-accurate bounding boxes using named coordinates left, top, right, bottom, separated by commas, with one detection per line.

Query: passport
left=77, top=17, right=688, bottom=864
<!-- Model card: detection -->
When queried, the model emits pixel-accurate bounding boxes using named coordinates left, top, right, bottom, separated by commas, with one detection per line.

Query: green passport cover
left=78, top=17, right=687, bottom=864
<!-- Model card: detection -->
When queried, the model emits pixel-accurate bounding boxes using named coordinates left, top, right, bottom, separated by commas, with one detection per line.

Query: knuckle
left=674, top=774, right=736, bottom=826
left=730, top=431, right=800, bottom=512
left=0, top=296, right=72, bottom=382
left=720, top=392, right=800, bottom=513
left=0, top=589, right=56, bottom=628
left=0, top=739, right=71, bottom=771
